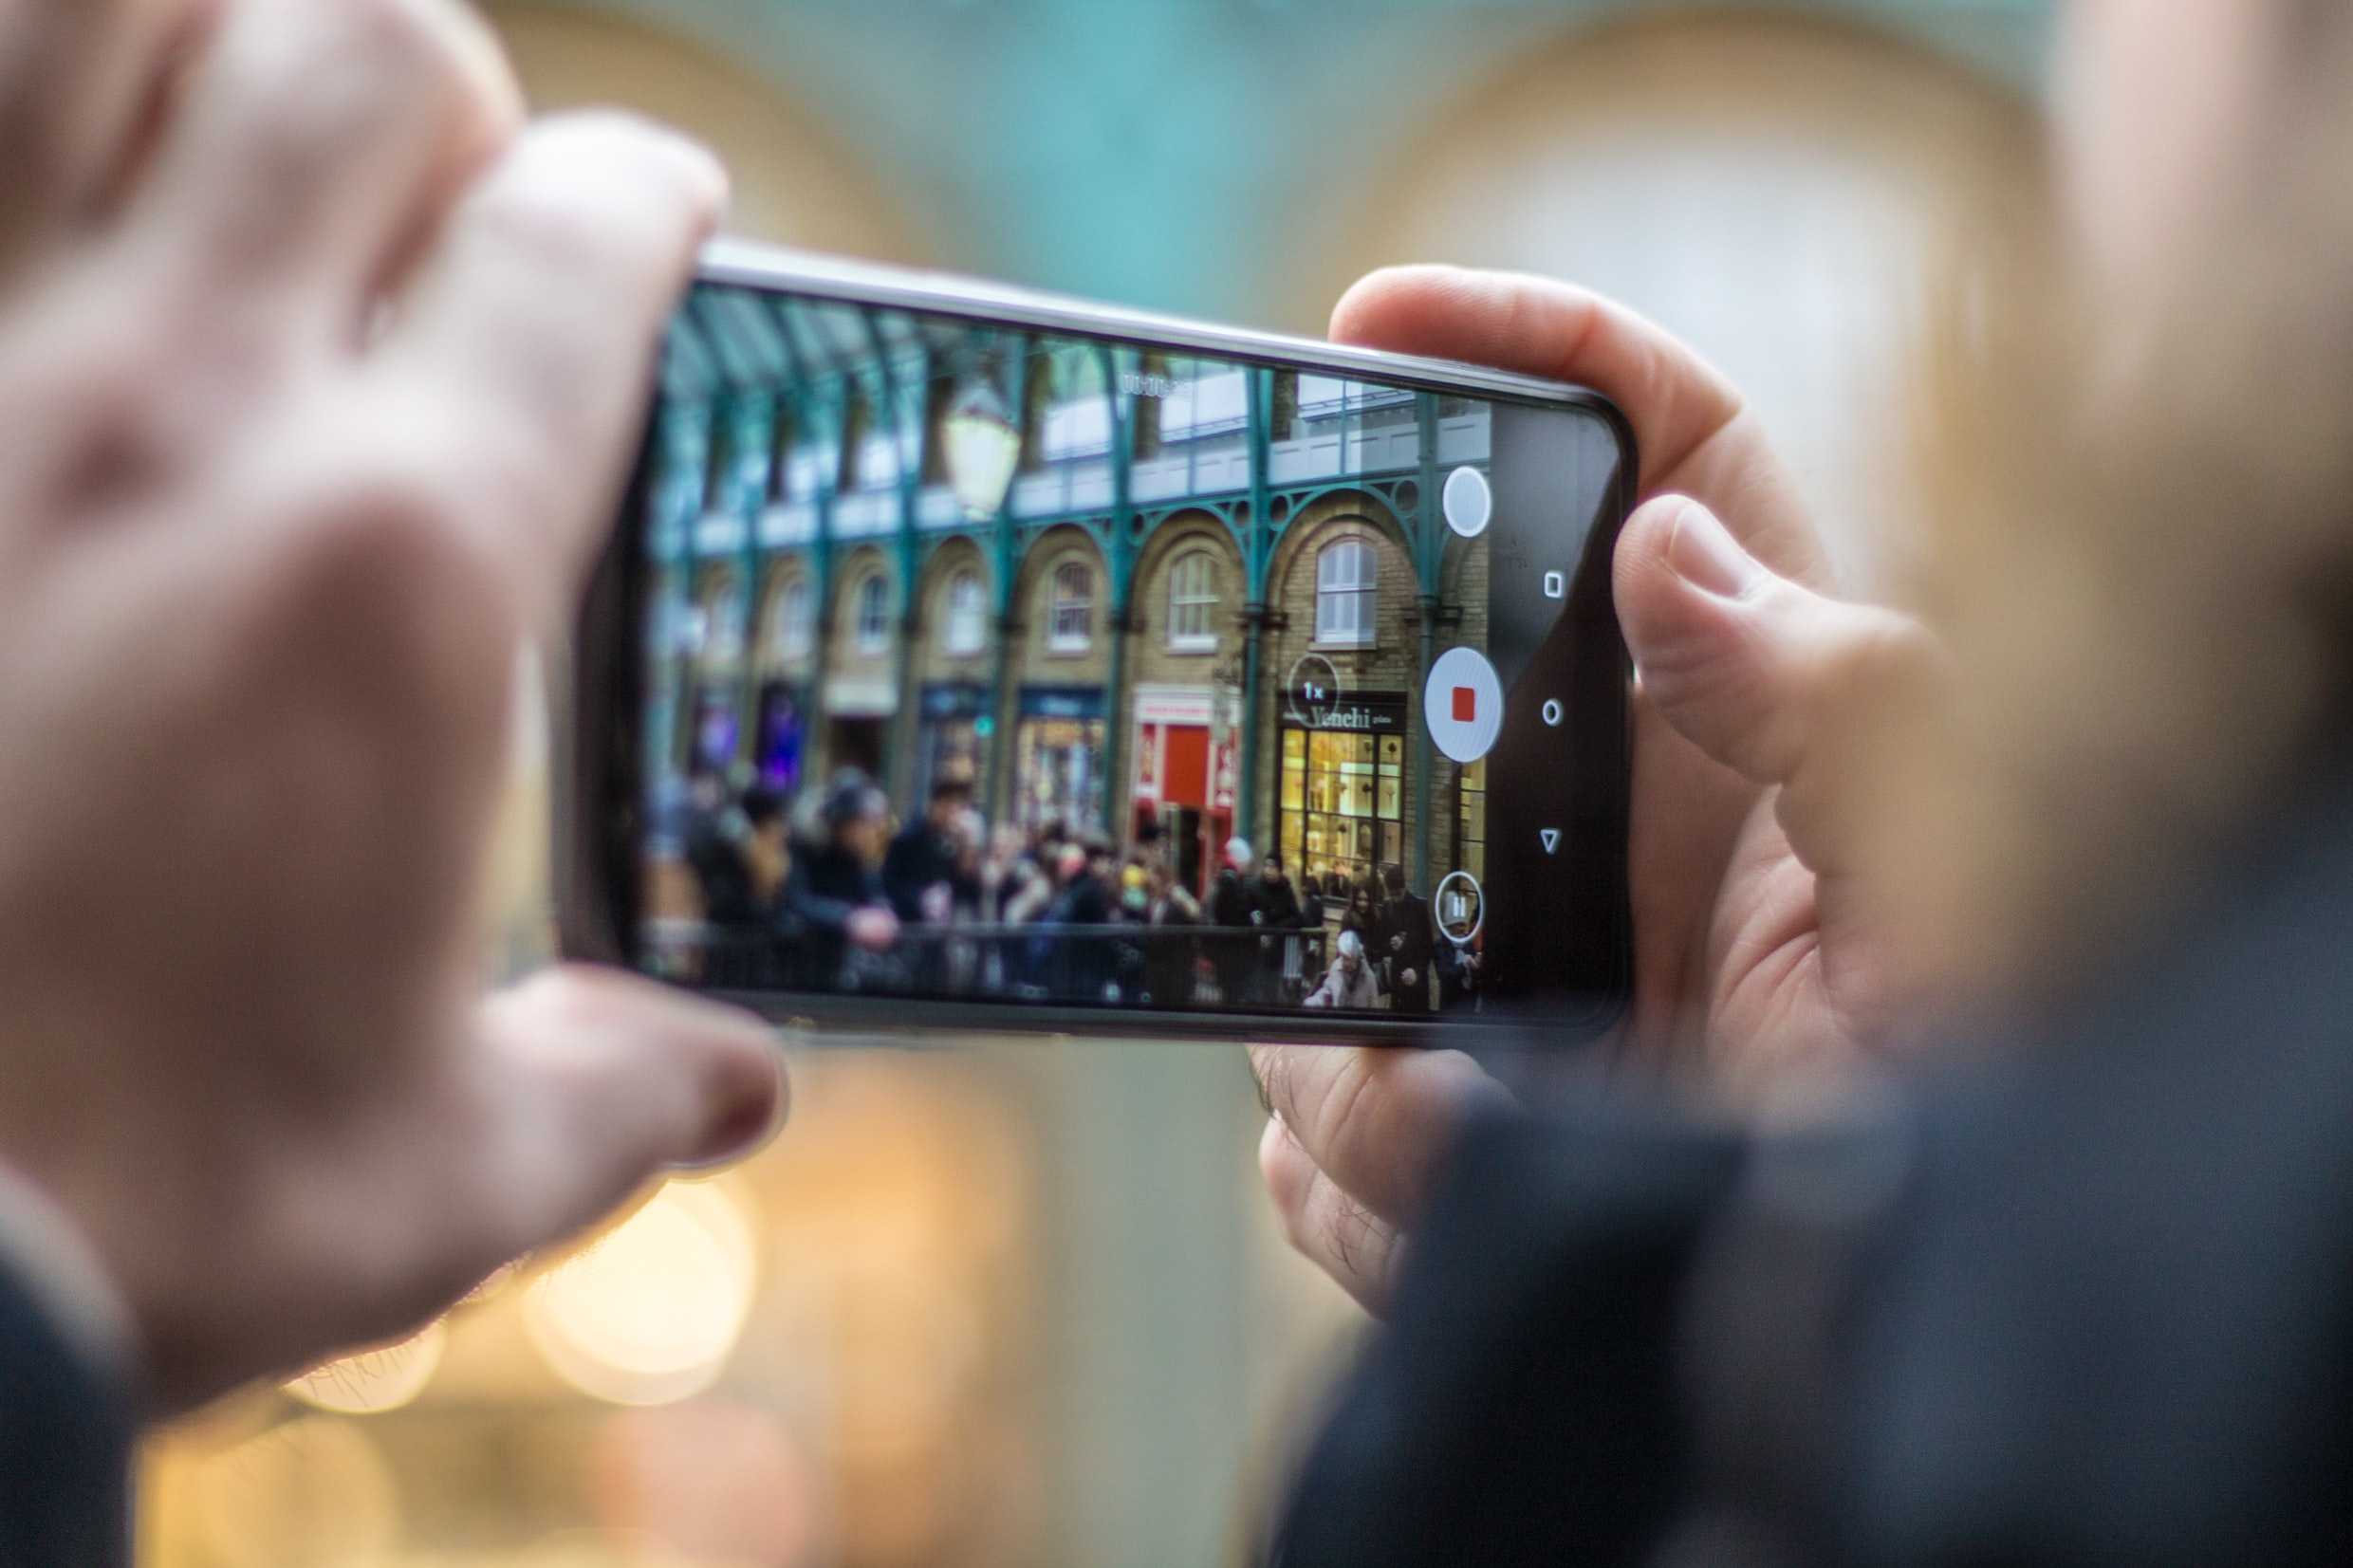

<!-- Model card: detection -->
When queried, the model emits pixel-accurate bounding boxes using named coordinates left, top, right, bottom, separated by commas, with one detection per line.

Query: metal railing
left=647, top=919, right=1362, bottom=1009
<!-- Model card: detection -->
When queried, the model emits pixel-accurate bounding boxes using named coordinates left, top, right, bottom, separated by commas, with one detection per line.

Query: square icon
left=1544, top=570, right=1566, bottom=600
left=1452, top=686, right=1477, bottom=723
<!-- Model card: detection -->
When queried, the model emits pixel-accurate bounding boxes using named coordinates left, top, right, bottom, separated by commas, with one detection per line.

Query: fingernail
left=1665, top=501, right=1763, bottom=599
left=676, top=1052, right=787, bottom=1171
left=660, top=132, right=732, bottom=227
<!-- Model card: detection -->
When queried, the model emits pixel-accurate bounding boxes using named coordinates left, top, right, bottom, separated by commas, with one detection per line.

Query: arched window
left=696, top=571, right=744, bottom=665
left=1048, top=561, right=1093, bottom=653
left=1167, top=549, right=1218, bottom=652
left=1315, top=537, right=1377, bottom=646
left=944, top=568, right=987, bottom=656
left=854, top=573, right=891, bottom=655
left=772, top=577, right=813, bottom=660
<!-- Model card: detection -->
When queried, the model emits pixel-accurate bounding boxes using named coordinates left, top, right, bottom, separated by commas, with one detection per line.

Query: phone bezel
left=559, top=240, right=1639, bottom=1047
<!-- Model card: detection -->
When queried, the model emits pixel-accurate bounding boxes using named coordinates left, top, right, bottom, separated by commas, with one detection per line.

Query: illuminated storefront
left=1454, top=757, right=1487, bottom=880
left=753, top=681, right=808, bottom=795
left=1014, top=687, right=1105, bottom=833
left=1277, top=693, right=1406, bottom=890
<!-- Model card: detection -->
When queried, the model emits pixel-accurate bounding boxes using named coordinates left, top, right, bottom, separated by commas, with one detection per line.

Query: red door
left=1164, top=725, right=1210, bottom=807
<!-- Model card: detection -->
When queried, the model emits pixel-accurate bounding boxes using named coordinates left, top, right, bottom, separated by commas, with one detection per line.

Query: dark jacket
left=684, top=815, right=763, bottom=928
left=880, top=819, right=967, bottom=924
left=1254, top=877, right=1306, bottom=976
left=780, top=838, right=887, bottom=989
left=1276, top=778, right=2353, bottom=1568
left=1377, top=893, right=1435, bottom=1012
left=1209, top=868, right=1257, bottom=998
left=1209, top=868, right=1255, bottom=931
left=1040, top=873, right=1114, bottom=999
left=0, top=1263, right=132, bottom=1567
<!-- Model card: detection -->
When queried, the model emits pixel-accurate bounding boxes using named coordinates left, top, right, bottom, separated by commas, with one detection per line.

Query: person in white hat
left=1303, top=929, right=1384, bottom=1011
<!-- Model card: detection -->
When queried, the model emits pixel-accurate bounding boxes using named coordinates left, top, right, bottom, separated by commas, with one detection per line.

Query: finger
left=1616, top=493, right=1946, bottom=877
left=461, top=967, right=786, bottom=1266
left=0, top=0, right=216, bottom=263
left=1329, top=265, right=1827, bottom=587
left=1246, top=1043, right=1501, bottom=1227
left=1260, top=1114, right=1402, bottom=1315
left=121, top=0, right=521, bottom=335
left=1330, top=264, right=1737, bottom=482
left=375, top=111, right=725, bottom=610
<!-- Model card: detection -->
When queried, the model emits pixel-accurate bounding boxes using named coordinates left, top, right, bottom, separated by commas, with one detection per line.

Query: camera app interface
left=630, top=283, right=1628, bottom=1024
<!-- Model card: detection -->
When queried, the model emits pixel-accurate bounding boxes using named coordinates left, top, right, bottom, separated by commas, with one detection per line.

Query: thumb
left=462, top=968, right=787, bottom=1268
left=1616, top=494, right=1943, bottom=876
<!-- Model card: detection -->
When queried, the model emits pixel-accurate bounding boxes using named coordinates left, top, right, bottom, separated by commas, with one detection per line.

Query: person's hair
left=821, top=773, right=886, bottom=831
left=929, top=775, right=973, bottom=806
left=740, top=787, right=784, bottom=828
left=1881, top=0, right=2353, bottom=1006
left=1301, top=874, right=1323, bottom=898
left=1381, top=863, right=1405, bottom=895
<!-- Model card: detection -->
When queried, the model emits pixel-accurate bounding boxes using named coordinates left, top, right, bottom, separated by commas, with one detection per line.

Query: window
left=1167, top=550, right=1217, bottom=651
left=854, top=573, right=891, bottom=655
left=1456, top=757, right=1487, bottom=881
left=1315, top=537, right=1377, bottom=646
left=773, top=578, right=813, bottom=660
left=1048, top=562, right=1093, bottom=653
left=1280, top=725, right=1405, bottom=889
left=944, top=569, right=987, bottom=657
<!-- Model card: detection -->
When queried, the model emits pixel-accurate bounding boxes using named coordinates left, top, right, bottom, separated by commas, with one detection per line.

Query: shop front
left=1014, top=687, right=1106, bottom=834
left=1129, top=686, right=1238, bottom=896
left=823, top=673, right=898, bottom=785
left=1278, top=692, right=1407, bottom=893
left=918, top=682, right=991, bottom=802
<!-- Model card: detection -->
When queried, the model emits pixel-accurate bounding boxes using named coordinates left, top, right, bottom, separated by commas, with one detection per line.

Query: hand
left=1252, top=265, right=1942, bottom=1309
left=848, top=907, right=900, bottom=950
left=1400, top=968, right=1417, bottom=988
left=0, top=0, right=781, bottom=1412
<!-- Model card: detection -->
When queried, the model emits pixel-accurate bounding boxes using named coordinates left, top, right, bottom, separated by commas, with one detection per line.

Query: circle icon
left=1424, top=646, right=1504, bottom=765
left=1442, top=466, right=1491, bottom=539
left=1542, top=698, right=1564, bottom=728
left=1434, top=871, right=1484, bottom=947
left=1286, top=654, right=1342, bottom=729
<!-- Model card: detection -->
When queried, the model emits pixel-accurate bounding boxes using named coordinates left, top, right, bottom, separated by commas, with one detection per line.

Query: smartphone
left=560, top=241, right=1637, bottom=1045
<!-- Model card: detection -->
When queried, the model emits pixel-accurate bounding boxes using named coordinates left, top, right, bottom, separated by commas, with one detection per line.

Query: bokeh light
left=284, top=1318, right=448, bottom=1416
left=524, top=1178, right=759, bottom=1407
left=181, top=1416, right=400, bottom=1566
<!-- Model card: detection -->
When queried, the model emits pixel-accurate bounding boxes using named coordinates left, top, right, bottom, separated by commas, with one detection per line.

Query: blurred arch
left=1286, top=9, right=2037, bottom=581
left=485, top=2, right=930, bottom=264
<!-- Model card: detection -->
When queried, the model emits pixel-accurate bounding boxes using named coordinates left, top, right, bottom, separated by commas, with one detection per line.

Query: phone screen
left=600, top=273, right=1633, bottom=1039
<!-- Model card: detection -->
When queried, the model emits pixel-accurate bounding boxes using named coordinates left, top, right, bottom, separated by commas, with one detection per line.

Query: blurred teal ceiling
left=536, top=0, right=2055, bottom=314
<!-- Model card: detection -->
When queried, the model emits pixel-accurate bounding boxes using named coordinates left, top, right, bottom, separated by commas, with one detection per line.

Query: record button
left=1425, top=647, right=1504, bottom=765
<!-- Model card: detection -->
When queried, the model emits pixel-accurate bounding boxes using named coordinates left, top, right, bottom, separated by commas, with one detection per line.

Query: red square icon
left=1452, top=686, right=1477, bottom=723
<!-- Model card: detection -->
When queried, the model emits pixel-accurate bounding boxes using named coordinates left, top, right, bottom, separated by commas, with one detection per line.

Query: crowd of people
left=676, top=767, right=1482, bottom=1013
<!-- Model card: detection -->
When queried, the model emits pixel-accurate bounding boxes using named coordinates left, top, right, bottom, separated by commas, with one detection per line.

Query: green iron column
left=652, top=400, right=710, bottom=783
left=1237, top=366, right=1274, bottom=850
left=862, top=311, right=931, bottom=816
left=1413, top=392, right=1442, bottom=893
left=771, top=300, right=843, bottom=792
left=985, top=336, right=1033, bottom=830
left=727, top=391, right=775, bottom=780
left=1095, top=343, right=1138, bottom=840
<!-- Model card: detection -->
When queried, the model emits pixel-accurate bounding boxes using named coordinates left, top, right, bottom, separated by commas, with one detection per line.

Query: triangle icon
left=1540, top=829, right=1561, bottom=855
